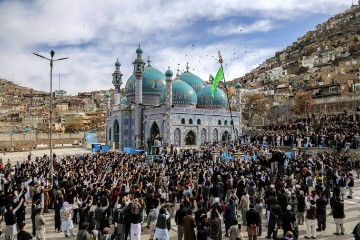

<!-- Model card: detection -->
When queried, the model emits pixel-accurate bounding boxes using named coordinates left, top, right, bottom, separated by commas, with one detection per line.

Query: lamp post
left=33, top=50, right=69, bottom=184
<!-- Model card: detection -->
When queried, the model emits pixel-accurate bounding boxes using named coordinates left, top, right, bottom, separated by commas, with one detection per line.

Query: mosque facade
left=105, top=47, right=243, bottom=150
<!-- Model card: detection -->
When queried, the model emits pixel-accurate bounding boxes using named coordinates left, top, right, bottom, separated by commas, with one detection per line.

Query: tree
left=292, top=91, right=314, bottom=116
left=244, top=93, right=271, bottom=127
left=64, top=122, right=84, bottom=133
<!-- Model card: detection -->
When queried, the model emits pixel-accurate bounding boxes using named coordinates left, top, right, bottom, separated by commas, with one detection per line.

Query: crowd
left=240, top=112, right=360, bottom=150
left=0, top=138, right=359, bottom=240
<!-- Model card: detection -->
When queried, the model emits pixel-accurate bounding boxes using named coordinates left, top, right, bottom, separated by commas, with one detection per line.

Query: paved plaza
left=0, top=148, right=359, bottom=240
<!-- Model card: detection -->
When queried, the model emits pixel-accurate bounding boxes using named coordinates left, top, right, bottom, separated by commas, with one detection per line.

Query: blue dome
left=235, top=83, right=242, bottom=89
left=125, top=66, right=166, bottom=96
left=179, top=72, right=207, bottom=93
left=136, top=47, right=143, bottom=54
left=105, top=92, right=111, bottom=98
left=165, top=69, right=173, bottom=77
left=160, top=79, right=197, bottom=106
left=115, top=59, right=121, bottom=66
left=120, top=97, right=127, bottom=104
left=197, top=85, right=228, bottom=109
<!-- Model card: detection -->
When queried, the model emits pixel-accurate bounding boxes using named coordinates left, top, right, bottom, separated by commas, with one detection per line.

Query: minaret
left=235, top=83, right=242, bottom=135
left=105, top=92, right=111, bottom=116
left=165, top=67, right=173, bottom=144
left=133, top=46, right=145, bottom=148
left=112, top=59, right=123, bottom=107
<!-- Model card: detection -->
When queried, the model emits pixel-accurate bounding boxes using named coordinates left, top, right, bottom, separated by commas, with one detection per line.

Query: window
left=224, top=120, right=228, bottom=125
left=181, top=118, right=185, bottom=124
left=189, top=119, right=193, bottom=124
left=329, top=86, right=339, bottom=94
left=197, top=119, right=201, bottom=125
left=218, top=120, right=222, bottom=125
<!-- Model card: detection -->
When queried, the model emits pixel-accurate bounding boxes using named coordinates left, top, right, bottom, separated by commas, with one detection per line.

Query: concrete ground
left=0, top=148, right=359, bottom=239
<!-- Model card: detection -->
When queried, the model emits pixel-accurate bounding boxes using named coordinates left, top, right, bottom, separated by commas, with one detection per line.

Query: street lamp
left=33, top=50, right=69, bottom=184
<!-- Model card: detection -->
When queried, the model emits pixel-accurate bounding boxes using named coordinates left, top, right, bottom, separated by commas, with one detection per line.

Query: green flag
left=211, top=65, right=224, bottom=97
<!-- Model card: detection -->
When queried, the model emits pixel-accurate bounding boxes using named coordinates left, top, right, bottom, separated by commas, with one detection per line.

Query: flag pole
left=218, top=51, right=237, bottom=142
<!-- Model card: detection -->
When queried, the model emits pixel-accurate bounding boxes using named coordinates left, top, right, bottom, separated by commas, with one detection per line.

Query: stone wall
left=0, top=132, right=104, bottom=152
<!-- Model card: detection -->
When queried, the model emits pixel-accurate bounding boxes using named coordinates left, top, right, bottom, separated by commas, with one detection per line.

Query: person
left=77, top=222, right=92, bottom=240
left=266, top=201, right=282, bottom=239
left=281, top=205, right=296, bottom=237
left=196, top=214, right=207, bottom=240
left=254, top=197, right=264, bottom=237
left=315, top=192, right=327, bottom=231
left=353, top=221, right=360, bottom=240
left=154, top=206, right=170, bottom=240
left=4, top=198, right=24, bottom=240
left=305, top=199, right=317, bottom=239
left=208, top=208, right=222, bottom=240
left=17, top=223, right=32, bottom=240
left=54, top=194, right=63, bottom=233
left=182, top=209, right=195, bottom=240
left=338, top=173, right=347, bottom=201
left=129, top=203, right=142, bottom=240
left=296, top=191, right=305, bottom=225
left=35, top=208, right=46, bottom=240
left=60, top=201, right=75, bottom=238
left=239, top=191, right=250, bottom=226
left=332, top=197, right=345, bottom=235
left=246, top=204, right=260, bottom=240
left=113, top=204, right=125, bottom=240
left=228, top=220, right=244, bottom=240
left=99, top=227, right=112, bottom=240
left=175, top=204, right=186, bottom=240
left=224, top=199, right=236, bottom=236
left=347, top=172, right=354, bottom=199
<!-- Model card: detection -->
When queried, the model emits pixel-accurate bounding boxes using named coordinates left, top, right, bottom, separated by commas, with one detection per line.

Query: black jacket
left=316, top=197, right=328, bottom=215
left=246, top=208, right=260, bottom=226
left=332, top=201, right=345, bottom=219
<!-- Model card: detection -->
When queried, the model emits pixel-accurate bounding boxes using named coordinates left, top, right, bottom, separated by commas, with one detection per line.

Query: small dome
left=125, top=66, right=166, bottom=96
left=136, top=47, right=143, bottom=54
left=115, top=59, right=121, bottom=67
left=179, top=72, right=207, bottom=93
left=105, top=92, right=111, bottom=98
left=197, top=85, right=228, bottom=109
left=165, top=69, right=173, bottom=78
left=160, top=79, right=197, bottom=106
left=235, top=83, right=242, bottom=89
left=120, top=97, right=127, bottom=104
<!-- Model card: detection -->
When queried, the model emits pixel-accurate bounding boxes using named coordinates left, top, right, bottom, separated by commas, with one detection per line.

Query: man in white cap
left=281, top=205, right=296, bottom=237
left=113, top=204, right=124, bottom=240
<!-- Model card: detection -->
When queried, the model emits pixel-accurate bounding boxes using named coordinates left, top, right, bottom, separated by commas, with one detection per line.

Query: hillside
left=229, top=4, right=360, bottom=105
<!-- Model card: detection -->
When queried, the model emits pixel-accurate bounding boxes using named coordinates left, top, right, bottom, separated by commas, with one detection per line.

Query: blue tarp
left=86, top=131, right=99, bottom=144
left=124, top=147, right=143, bottom=154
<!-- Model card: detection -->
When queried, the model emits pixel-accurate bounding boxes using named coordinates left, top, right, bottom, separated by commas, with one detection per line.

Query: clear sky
left=0, top=0, right=355, bottom=95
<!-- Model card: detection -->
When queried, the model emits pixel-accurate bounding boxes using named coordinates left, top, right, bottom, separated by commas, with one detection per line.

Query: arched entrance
left=213, top=128, right=218, bottom=142
left=150, top=122, right=160, bottom=143
left=185, top=130, right=196, bottom=146
left=174, top=128, right=181, bottom=146
left=222, top=130, right=230, bottom=141
left=113, top=120, right=119, bottom=149
left=201, top=128, right=206, bottom=144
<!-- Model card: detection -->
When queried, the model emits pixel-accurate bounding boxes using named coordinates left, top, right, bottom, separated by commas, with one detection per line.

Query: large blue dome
left=161, top=79, right=197, bottom=106
left=125, top=66, right=166, bottom=96
left=197, top=85, right=228, bottom=109
left=179, top=72, right=207, bottom=93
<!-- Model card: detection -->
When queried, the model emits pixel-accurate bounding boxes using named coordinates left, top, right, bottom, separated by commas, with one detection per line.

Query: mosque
left=105, top=47, right=243, bottom=150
